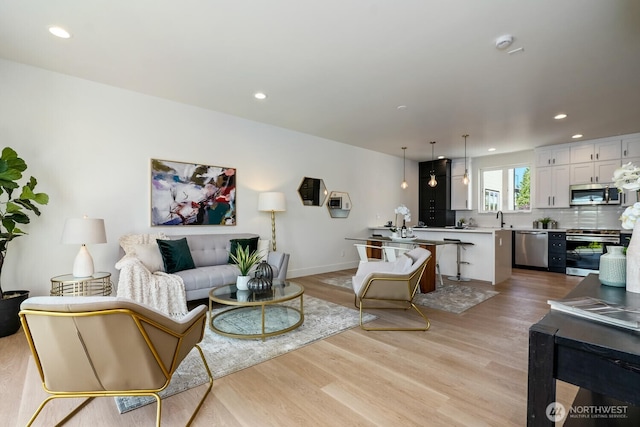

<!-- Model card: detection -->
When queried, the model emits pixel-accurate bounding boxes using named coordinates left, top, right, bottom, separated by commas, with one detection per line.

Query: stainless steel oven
left=566, top=229, right=621, bottom=276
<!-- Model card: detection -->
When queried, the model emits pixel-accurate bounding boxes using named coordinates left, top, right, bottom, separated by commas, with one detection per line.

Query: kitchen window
left=480, top=165, right=531, bottom=212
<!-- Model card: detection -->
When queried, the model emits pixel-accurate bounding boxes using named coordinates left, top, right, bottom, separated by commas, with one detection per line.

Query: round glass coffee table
left=208, top=281, right=304, bottom=340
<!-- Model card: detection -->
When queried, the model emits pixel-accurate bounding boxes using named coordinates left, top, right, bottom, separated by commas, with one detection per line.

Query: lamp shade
left=61, top=217, right=107, bottom=244
left=258, top=192, right=286, bottom=212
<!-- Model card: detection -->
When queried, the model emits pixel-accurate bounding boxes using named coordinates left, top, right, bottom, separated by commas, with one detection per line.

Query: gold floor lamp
left=258, top=192, right=286, bottom=252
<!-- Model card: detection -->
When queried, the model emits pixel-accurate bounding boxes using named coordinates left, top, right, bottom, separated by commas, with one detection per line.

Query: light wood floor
left=3, top=268, right=583, bottom=426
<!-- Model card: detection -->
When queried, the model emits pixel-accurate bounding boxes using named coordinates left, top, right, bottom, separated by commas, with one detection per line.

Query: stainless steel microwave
left=569, top=183, right=620, bottom=206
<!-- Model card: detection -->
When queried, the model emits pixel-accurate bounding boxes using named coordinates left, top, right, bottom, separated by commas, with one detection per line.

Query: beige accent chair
left=352, top=247, right=431, bottom=331
left=19, top=296, right=212, bottom=427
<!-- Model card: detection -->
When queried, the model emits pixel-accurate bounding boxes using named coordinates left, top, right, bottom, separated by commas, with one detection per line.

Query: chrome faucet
left=496, top=210, right=505, bottom=228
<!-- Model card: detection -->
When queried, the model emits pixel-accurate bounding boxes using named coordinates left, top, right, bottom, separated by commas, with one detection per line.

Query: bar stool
left=444, top=238, right=475, bottom=282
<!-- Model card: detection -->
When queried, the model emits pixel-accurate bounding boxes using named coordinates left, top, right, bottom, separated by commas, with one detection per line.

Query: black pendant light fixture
left=428, top=141, right=438, bottom=188
left=400, top=147, right=408, bottom=189
left=462, top=134, right=470, bottom=185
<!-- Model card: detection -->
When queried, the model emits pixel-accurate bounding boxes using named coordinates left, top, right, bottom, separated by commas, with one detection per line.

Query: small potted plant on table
left=230, top=244, right=263, bottom=291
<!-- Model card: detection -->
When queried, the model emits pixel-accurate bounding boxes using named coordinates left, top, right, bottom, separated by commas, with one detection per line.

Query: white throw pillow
left=392, top=254, right=414, bottom=273
left=257, top=239, right=271, bottom=261
left=132, top=243, right=165, bottom=272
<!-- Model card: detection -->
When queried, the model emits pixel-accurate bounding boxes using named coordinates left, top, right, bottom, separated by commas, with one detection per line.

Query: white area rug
left=115, top=295, right=375, bottom=413
left=322, top=275, right=498, bottom=314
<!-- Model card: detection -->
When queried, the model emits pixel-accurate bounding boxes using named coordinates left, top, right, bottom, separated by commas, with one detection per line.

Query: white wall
left=0, top=59, right=419, bottom=296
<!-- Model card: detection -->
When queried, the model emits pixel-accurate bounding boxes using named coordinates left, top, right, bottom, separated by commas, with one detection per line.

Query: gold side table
left=50, top=272, right=113, bottom=296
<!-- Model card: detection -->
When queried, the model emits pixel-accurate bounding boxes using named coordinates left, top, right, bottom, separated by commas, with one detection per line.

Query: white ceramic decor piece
left=599, top=246, right=626, bottom=287
left=236, top=275, right=250, bottom=291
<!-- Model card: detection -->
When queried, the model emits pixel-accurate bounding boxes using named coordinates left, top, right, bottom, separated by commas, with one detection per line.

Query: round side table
left=50, top=272, right=113, bottom=296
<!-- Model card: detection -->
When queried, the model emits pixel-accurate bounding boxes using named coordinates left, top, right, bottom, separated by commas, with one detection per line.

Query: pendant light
left=462, top=134, right=470, bottom=185
left=400, top=147, right=408, bottom=189
left=428, top=141, right=438, bottom=188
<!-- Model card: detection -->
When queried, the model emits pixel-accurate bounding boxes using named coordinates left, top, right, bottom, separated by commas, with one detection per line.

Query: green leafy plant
left=539, top=217, right=552, bottom=224
left=229, top=245, right=263, bottom=276
left=0, top=147, right=49, bottom=299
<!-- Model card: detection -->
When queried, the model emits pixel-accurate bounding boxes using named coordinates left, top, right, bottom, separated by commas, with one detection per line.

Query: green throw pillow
left=157, top=238, right=196, bottom=273
left=228, top=237, right=260, bottom=264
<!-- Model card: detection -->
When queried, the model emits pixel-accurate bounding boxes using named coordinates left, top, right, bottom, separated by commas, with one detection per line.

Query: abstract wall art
left=151, top=159, right=236, bottom=226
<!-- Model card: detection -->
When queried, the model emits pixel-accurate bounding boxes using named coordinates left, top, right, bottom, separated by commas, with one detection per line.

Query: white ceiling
left=1, top=0, right=640, bottom=161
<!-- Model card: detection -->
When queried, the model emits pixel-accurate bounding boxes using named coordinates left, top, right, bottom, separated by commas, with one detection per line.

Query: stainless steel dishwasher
left=514, top=230, right=549, bottom=268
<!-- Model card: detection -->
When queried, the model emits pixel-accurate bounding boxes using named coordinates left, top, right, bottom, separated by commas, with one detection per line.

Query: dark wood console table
left=527, top=273, right=640, bottom=426
left=346, top=236, right=449, bottom=293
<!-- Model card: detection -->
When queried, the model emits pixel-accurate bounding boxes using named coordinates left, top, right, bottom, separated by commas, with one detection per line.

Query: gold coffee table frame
left=208, top=281, right=304, bottom=340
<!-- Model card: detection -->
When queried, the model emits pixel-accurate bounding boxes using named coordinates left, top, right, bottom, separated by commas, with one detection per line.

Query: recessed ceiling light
left=437, top=155, right=445, bottom=159
left=488, top=148, right=496, bottom=152
left=495, top=34, right=514, bottom=50
left=554, top=113, right=567, bottom=120
left=254, top=92, right=267, bottom=100
left=48, top=26, right=71, bottom=39
left=572, top=134, right=583, bottom=139
left=397, top=105, right=407, bottom=110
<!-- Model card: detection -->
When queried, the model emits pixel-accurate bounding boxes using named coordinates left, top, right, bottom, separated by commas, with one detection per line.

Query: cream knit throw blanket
left=115, top=233, right=188, bottom=318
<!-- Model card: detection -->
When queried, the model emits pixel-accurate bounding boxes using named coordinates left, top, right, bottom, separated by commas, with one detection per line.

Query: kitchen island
left=370, top=227, right=512, bottom=284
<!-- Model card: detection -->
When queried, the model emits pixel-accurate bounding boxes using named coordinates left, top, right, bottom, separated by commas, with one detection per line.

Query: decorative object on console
left=150, top=159, right=236, bottom=226
left=298, top=177, right=327, bottom=206
left=614, top=167, right=640, bottom=293
left=258, top=192, right=286, bottom=251
left=626, top=222, right=640, bottom=293
left=428, top=141, right=438, bottom=187
left=61, top=216, right=107, bottom=277
left=598, top=246, right=626, bottom=287
left=247, top=257, right=274, bottom=293
left=0, top=147, right=49, bottom=337
left=400, top=147, right=408, bottom=190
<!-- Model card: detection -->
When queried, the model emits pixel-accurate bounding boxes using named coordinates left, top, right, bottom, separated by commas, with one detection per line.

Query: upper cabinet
left=451, top=158, right=472, bottom=210
left=622, top=133, right=640, bottom=160
left=570, top=137, right=621, bottom=163
left=536, top=146, right=570, bottom=167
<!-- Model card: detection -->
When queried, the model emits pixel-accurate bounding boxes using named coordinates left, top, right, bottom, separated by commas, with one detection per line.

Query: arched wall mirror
left=327, top=191, right=351, bottom=218
left=298, top=177, right=327, bottom=206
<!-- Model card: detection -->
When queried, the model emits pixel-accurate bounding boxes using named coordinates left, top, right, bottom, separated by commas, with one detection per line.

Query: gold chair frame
left=354, top=255, right=431, bottom=331
left=20, top=305, right=213, bottom=427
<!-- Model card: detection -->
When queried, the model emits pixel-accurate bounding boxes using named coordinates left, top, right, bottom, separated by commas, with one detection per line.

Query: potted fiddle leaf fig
left=0, top=147, right=49, bottom=337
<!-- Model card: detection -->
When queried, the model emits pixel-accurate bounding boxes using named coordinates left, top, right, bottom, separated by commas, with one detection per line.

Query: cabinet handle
left=624, top=149, right=627, bottom=156
left=548, top=159, right=551, bottom=165
left=548, top=196, right=551, bottom=205
left=591, top=176, right=593, bottom=183
left=596, top=176, right=599, bottom=182
left=552, top=196, right=555, bottom=205
left=552, top=158, right=555, bottom=164
left=591, top=154, right=593, bottom=160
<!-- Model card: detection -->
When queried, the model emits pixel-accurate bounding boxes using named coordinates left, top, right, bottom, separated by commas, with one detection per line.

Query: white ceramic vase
left=236, top=275, right=250, bottom=291
left=598, top=246, right=626, bottom=287
left=625, top=222, right=640, bottom=293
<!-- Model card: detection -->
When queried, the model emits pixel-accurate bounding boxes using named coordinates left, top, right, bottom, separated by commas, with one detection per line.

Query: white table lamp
left=258, top=192, right=286, bottom=252
left=61, top=216, right=107, bottom=277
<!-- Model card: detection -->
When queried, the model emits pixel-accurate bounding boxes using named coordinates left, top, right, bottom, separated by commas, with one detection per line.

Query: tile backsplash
left=458, top=205, right=626, bottom=230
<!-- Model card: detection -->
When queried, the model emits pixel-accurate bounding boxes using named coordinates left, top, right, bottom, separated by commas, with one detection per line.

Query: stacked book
left=548, top=297, right=640, bottom=331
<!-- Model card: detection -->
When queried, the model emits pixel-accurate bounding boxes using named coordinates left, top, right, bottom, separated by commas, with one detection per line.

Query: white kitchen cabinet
left=535, top=146, right=570, bottom=167
left=451, top=158, right=472, bottom=210
left=570, top=160, right=621, bottom=184
left=622, top=133, right=640, bottom=159
left=535, top=165, right=570, bottom=208
left=570, top=138, right=621, bottom=163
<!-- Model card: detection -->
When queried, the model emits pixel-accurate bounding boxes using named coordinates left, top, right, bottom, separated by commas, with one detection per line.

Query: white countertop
left=370, top=226, right=509, bottom=234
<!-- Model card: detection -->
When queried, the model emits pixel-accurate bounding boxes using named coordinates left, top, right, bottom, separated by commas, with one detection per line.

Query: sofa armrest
left=267, top=251, right=290, bottom=281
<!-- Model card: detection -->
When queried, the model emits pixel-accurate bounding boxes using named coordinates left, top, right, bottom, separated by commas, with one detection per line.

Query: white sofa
left=116, top=233, right=290, bottom=314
